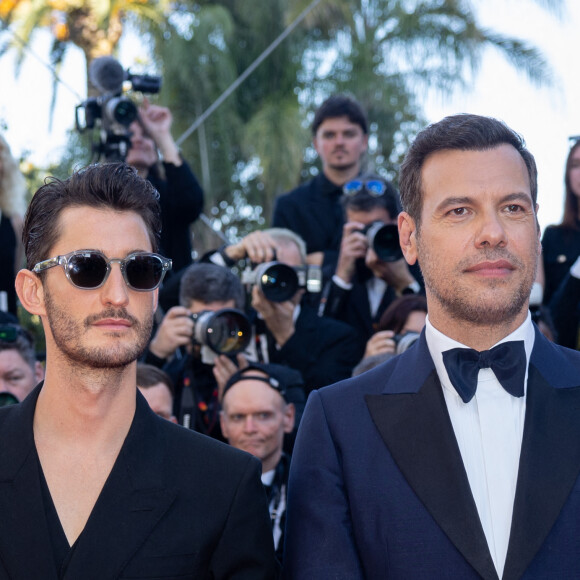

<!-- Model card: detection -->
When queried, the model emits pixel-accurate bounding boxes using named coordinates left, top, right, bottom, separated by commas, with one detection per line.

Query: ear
left=15, top=269, right=47, bottom=317
left=398, top=212, right=418, bottom=266
left=219, top=411, right=229, bottom=440
left=283, top=403, right=296, bottom=433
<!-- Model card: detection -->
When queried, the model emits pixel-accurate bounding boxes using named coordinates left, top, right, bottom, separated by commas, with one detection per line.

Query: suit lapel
left=503, top=361, right=580, bottom=580
left=63, top=393, right=177, bottom=580
left=366, top=372, right=498, bottom=580
left=0, top=385, right=59, bottom=579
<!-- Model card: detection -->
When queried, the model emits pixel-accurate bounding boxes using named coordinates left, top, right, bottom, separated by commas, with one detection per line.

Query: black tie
left=442, top=341, right=526, bottom=404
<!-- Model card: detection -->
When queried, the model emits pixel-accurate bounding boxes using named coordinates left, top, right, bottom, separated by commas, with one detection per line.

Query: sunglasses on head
left=343, top=179, right=387, bottom=197
left=33, top=250, right=172, bottom=292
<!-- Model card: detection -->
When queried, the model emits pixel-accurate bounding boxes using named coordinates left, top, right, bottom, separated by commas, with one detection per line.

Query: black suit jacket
left=0, top=385, right=278, bottom=580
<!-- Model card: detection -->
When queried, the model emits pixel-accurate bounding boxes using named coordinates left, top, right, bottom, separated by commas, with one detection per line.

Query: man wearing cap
left=221, top=363, right=303, bottom=565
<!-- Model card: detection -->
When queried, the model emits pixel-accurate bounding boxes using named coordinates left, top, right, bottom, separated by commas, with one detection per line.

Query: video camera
left=190, top=308, right=252, bottom=365
left=241, top=261, right=322, bottom=302
left=361, top=221, right=403, bottom=262
left=75, top=56, right=162, bottom=162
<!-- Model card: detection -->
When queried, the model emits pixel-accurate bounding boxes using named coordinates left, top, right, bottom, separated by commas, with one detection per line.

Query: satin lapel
left=366, top=372, right=499, bottom=580
left=64, top=393, right=177, bottom=580
left=0, top=384, right=58, bottom=578
left=503, top=365, right=580, bottom=580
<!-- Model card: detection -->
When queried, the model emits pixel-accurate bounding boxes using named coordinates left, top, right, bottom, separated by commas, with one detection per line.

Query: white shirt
left=425, top=313, right=535, bottom=578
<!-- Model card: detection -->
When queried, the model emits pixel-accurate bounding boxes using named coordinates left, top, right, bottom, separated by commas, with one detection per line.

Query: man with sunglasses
left=0, top=163, right=278, bottom=579
left=320, top=174, right=422, bottom=360
left=272, top=95, right=368, bottom=277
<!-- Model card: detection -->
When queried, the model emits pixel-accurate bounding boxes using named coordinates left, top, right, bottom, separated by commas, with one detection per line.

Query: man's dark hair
left=312, top=95, right=368, bottom=136
left=179, top=263, right=245, bottom=310
left=341, top=174, right=401, bottom=220
left=0, top=324, right=37, bottom=369
left=136, top=362, right=175, bottom=397
left=399, top=114, right=538, bottom=226
left=23, top=163, right=162, bottom=269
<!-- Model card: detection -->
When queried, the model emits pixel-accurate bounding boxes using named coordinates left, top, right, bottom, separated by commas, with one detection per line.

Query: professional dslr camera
left=361, top=221, right=403, bottom=262
left=241, top=260, right=322, bottom=302
left=190, top=308, right=252, bottom=365
left=75, top=56, right=162, bottom=162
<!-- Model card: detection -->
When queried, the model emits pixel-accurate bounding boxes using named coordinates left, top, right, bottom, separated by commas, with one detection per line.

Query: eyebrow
left=435, top=192, right=533, bottom=214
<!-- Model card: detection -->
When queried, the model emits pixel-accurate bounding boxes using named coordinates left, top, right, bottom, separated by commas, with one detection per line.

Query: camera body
left=190, top=308, right=252, bottom=365
left=393, top=331, right=420, bottom=354
left=241, top=261, right=322, bottom=302
left=361, top=221, right=403, bottom=262
left=75, top=56, right=162, bottom=162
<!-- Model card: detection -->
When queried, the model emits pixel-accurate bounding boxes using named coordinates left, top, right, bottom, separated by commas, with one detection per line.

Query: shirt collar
left=425, top=311, right=535, bottom=398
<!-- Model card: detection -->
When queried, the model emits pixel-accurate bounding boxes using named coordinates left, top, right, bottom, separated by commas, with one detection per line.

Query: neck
left=262, top=449, right=283, bottom=474
left=323, top=164, right=361, bottom=186
left=34, top=362, right=137, bottom=448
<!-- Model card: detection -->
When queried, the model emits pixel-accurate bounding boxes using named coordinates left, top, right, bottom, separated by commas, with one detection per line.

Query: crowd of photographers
left=4, top=90, right=578, bottom=566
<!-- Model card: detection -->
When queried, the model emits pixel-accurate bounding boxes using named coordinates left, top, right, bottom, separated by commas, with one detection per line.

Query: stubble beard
left=417, top=235, right=537, bottom=327
left=44, top=289, right=154, bottom=370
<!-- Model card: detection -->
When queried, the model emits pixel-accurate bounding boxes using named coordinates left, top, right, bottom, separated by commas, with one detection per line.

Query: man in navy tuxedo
left=284, top=114, right=580, bottom=579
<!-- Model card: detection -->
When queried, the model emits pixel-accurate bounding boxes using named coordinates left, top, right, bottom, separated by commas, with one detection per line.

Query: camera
left=362, top=221, right=403, bottom=262
left=75, top=56, right=162, bottom=162
left=393, top=331, right=420, bottom=354
left=241, top=262, right=322, bottom=302
left=190, top=308, right=252, bottom=365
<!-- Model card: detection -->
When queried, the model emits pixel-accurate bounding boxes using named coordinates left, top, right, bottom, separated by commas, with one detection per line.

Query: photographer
left=127, top=99, right=204, bottom=272
left=208, top=228, right=360, bottom=393
left=320, top=174, right=423, bottom=359
left=143, top=262, right=247, bottom=440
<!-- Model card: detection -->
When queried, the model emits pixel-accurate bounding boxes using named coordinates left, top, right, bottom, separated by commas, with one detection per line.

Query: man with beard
left=272, top=95, right=368, bottom=278
left=0, top=163, right=278, bottom=579
left=284, top=114, right=580, bottom=579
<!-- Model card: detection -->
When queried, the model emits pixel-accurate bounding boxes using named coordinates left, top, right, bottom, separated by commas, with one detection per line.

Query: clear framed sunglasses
left=342, top=179, right=387, bottom=197
left=33, top=250, right=172, bottom=292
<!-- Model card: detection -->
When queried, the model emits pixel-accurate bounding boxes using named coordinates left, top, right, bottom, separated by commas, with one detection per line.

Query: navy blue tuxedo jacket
left=0, top=385, right=278, bottom=579
left=284, top=327, right=580, bottom=579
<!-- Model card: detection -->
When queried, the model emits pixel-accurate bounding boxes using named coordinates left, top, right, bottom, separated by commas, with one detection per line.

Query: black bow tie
left=442, top=340, right=526, bottom=403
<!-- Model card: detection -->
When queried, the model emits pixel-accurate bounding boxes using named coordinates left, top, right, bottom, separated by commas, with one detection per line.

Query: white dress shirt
left=425, top=313, right=535, bottom=578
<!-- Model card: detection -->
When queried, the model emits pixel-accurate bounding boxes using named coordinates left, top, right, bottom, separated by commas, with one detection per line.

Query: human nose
left=474, top=210, right=507, bottom=249
left=100, top=263, right=130, bottom=306
left=243, top=415, right=257, bottom=433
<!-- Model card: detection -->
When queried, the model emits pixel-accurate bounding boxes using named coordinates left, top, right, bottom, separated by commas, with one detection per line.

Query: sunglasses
left=33, top=250, right=172, bottom=291
left=343, top=179, right=387, bottom=197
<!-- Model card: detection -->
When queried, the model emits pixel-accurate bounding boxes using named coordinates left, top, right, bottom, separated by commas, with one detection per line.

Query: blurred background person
left=0, top=134, right=26, bottom=316
left=541, top=139, right=580, bottom=307
left=362, top=294, right=428, bottom=360
left=0, top=322, right=44, bottom=404
left=320, top=174, right=422, bottom=359
left=136, top=363, right=177, bottom=423
left=272, top=95, right=368, bottom=277
left=127, top=99, right=204, bottom=274
left=220, top=362, right=301, bottom=565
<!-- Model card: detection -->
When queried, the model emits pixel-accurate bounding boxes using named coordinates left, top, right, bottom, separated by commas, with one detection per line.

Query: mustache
left=457, top=248, right=524, bottom=270
left=84, top=308, right=139, bottom=327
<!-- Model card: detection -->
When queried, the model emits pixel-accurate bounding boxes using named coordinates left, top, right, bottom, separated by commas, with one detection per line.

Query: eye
left=447, top=207, right=468, bottom=216
left=230, top=414, right=244, bottom=422
left=257, top=412, right=274, bottom=421
left=505, top=204, right=524, bottom=213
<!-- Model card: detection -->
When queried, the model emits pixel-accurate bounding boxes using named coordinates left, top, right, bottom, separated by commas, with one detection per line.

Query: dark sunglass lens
left=126, top=255, right=163, bottom=290
left=366, top=181, right=385, bottom=196
left=68, top=254, right=108, bottom=288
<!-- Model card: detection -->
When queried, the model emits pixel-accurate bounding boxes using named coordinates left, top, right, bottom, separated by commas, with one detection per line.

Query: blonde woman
left=0, top=134, right=26, bottom=315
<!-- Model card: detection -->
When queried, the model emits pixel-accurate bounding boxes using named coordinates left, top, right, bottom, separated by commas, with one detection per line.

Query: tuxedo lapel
left=63, top=393, right=177, bottom=580
left=365, top=335, right=498, bottom=580
left=0, top=385, right=58, bottom=579
left=503, top=363, right=580, bottom=580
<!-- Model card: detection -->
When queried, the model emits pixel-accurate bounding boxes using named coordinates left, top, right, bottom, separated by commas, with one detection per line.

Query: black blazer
left=0, top=386, right=279, bottom=580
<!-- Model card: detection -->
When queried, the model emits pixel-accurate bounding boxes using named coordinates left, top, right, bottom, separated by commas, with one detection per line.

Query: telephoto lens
left=191, top=308, right=252, bottom=355
left=364, top=222, right=403, bottom=262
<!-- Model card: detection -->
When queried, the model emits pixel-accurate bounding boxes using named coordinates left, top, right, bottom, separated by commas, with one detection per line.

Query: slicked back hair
left=179, top=262, right=245, bottom=310
left=23, top=163, right=162, bottom=270
left=399, top=114, right=537, bottom=227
